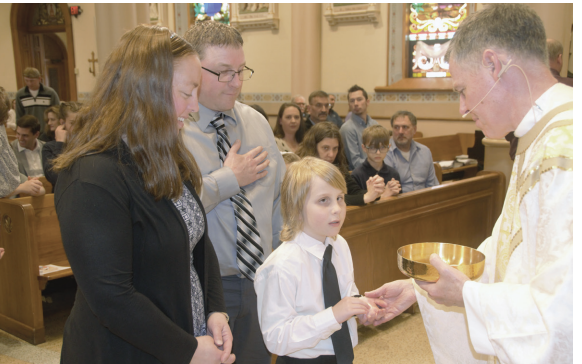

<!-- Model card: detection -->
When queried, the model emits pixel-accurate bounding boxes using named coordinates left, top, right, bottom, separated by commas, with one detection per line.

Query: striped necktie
left=209, top=113, right=264, bottom=281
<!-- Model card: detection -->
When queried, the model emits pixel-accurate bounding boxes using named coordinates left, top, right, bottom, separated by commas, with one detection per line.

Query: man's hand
left=381, top=178, right=401, bottom=197
left=415, top=253, right=470, bottom=307
left=364, top=279, right=417, bottom=326
left=190, top=336, right=235, bottom=364
left=363, top=175, right=385, bottom=203
left=224, top=139, right=269, bottom=188
left=55, top=124, right=68, bottom=142
left=207, top=312, right=235, bottom=364
left=332, top=296, right=369, bottom=324
left=356, top=297, right=389, bottom=325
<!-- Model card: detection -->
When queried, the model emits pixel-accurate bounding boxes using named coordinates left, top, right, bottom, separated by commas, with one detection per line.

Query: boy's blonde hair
left=362, top=125, right=390, bottom=149
left=280, top=157, right=347, bottom=242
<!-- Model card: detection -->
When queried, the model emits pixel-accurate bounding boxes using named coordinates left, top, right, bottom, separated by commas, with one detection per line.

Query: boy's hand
left=356, top=297, right=389, bottom=325
left=382, top=178, right=401, bottom=197
left=363, top=175, right=385, bottom=203
left=332, top=296, right=369, bottom=324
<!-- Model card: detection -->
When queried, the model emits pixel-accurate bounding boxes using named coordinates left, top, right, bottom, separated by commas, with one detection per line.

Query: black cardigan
left=55, top=145, right=225, bottom=364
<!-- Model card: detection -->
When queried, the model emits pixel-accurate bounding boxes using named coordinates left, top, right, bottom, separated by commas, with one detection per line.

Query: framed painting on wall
left=230, top=3, right=279, bottom=31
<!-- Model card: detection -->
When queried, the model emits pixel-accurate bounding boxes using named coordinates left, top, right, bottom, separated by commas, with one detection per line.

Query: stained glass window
left=189, top=3, right=229, bottom=25
left=406, top=3, right=467, bottom=78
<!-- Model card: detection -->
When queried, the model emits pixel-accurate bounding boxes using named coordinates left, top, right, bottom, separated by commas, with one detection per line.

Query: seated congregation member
left=0, top=87, right=45, bottom=198
left=273, top=102, right=305, bottom=153
left=326, top=94, right=343, bottom=129
left=255, top=157, right=386, bottom=364
left=42, top=101, right=83, bottom=188
left=384, top=111, right=438, bottom=193
left=297, top=122, right=384, bottom=206
left=10, top=115, right=45, bottom=177
left=340, top=85, right=378, bottom=171
left=305, top=91, right=330, bottom=131
left=52, top=25, right=234, bottom=364
left=352, top=125, right=402, bottom=197
left=38, top=106, right=60, bottom=142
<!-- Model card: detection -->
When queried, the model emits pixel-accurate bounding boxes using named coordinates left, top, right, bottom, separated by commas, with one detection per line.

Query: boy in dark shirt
left=351, top=125, right=402, bottom=197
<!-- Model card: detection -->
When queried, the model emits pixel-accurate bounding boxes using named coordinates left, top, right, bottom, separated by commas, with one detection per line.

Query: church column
left=94, top=3, right=149, bottom=70
left=291, top=4, right=322, bottom=99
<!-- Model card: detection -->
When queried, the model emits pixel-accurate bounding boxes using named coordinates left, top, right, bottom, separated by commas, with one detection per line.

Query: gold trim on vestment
left=495, top=103, right=573, bottom=282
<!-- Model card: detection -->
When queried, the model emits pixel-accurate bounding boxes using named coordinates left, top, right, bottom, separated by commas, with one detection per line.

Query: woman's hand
left=190, top=335, right=235, bottom=364
left=55, top=124, right=68, bottom=142
left=207, top=312, right=235, bottom=363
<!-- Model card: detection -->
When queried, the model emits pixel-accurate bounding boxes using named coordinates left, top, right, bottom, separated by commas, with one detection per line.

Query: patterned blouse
left=172, top=184, right=206, bottom=337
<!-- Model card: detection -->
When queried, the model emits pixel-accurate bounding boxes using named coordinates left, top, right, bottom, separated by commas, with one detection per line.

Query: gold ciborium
left=397, top=243, right=485, bottom=282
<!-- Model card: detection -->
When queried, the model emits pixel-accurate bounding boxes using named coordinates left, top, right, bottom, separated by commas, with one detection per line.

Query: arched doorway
left=10, top=3, right=77, bottom=101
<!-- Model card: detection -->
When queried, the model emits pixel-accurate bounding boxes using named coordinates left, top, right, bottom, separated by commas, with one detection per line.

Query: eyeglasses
left=365, top=146, right=389, bottom=153
left=202, top=66, right=254, bottom=83
left=312, top=103, right=331, bottom=109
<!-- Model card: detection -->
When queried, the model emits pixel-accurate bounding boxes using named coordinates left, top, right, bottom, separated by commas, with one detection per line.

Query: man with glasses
left=305, top=90, right=330, bottom=131
left=182, top=20, right=285, bottom=364
left=340, top=85, right=378, bottom=170
left=384, top=110, right=438, bottom=193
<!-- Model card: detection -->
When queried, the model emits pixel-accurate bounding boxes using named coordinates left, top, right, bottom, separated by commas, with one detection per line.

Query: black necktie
left=209, top=113, right=264, bottom=281
left=322, top=244, right=354, bottom=364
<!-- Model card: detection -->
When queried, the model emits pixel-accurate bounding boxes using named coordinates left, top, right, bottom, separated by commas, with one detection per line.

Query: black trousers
left=276, top=355, right=338, bottom=364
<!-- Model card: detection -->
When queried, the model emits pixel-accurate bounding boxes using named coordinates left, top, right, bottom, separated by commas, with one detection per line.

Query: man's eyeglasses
left=365, top=146, right=389, bottom=153
left=393, top=125, right=411, bottom=131
left=202, top=66, right=254, bottom=83
left=312, top=103, right=331, bottom=109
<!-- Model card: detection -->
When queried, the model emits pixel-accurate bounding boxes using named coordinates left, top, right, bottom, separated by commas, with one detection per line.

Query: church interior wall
left=0, top=3, right=572, bottom=138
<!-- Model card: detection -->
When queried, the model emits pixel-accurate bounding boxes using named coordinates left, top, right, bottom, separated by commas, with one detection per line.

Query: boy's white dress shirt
left=254, top=232, right=359, bottom=358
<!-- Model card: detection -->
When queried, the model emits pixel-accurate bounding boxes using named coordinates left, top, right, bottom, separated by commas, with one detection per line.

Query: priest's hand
left=206, top=312, right=235, bottom=364
left=356, top=297, right=389, bottom=325
left=364, top=279, right=416, bottom=326
left=415, top=253, right=470, bottom=307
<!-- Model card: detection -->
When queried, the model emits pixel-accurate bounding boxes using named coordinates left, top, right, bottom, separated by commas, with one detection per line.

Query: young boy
left=351, top=125, right=402, bottom=197
left=254, top=157, right=386, bottom=364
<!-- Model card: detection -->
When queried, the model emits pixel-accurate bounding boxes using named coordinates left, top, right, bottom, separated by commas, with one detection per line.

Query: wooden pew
left=340, top=171, right=505, bottom=294
left=414, top=133, right=478, bottom=180
left=0, top=194, right=72, bottom=344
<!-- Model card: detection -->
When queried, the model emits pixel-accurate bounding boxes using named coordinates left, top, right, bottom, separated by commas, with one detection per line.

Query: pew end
left=0, top=195, right=72, bottom=345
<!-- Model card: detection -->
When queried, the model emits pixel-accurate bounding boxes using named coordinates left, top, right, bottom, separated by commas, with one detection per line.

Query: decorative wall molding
left=230, top=4, right=279, bottom=32
left=238, top=92, right=459, bottom=103
left=324, top=3, right=380, bottom=26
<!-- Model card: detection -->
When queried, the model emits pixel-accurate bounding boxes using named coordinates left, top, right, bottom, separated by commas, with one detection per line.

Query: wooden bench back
left=414, top=133, right=475, bottom=161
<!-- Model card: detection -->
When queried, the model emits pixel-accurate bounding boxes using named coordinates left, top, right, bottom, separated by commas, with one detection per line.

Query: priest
left=365, top=4, right=573, bottom=364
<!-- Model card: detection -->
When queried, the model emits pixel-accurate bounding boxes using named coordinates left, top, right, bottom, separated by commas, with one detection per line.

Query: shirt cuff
left=463, top=281, right=496, bottom=356
left=214, top=166, right=240, bottom=200
left=312, top=307, right=342, bottom=339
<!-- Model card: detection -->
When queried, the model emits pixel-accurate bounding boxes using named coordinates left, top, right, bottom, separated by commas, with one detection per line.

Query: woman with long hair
left=296, top=121, right=384, bottom=206
left=53, top=25, right=234, bottom=364
left=39, top=105, right=60, bottom=141
left=273, top=102, right=305, bottom=153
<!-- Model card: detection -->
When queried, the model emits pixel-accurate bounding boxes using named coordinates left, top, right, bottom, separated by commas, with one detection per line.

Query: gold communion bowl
left=397, top=243, right=486, bottom=282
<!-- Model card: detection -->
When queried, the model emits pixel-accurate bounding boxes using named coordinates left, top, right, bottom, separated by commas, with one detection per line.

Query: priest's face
left=450, top=59, right=511, bottom=139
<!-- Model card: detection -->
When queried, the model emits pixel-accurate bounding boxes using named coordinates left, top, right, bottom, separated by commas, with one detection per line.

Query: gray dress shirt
left=339, top=114, right=378, bottom=170
left=384, top=138, right=439, bottom=193
left=182, top=102, right=285, bottom=277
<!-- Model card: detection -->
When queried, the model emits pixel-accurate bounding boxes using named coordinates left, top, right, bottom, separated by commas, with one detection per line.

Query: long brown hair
left=53, top=25, right=202, bottom=199
left=296, top=121, right=348, bottom=175
left=273, top=102, right=305, bottom=143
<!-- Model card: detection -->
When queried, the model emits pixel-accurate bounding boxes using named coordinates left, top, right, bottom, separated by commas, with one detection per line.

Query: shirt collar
left=514, top=83, right=571, bottom=137
left=351, top=113, right=370, bottom=126
left=17, top=140, right=40, bottom=153
left=296, top=232, right=335, bottom=261
left=194, top=103, right=237, bottom=131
